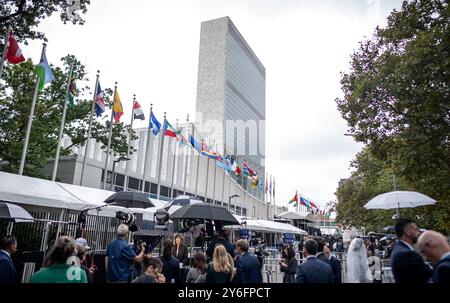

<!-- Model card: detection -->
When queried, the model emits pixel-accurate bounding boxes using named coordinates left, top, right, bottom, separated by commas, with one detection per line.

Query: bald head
left=418, top=230, right=450, bottom=265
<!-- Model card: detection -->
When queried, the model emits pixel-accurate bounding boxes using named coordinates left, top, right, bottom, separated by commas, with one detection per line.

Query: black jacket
left=432, top=254, right=450, bottom=283
left=0, top=250, right=17, bottom=283
left=390, top=241, right=432, bottom=283
left=295, top=256, right=333, bottom=283
left=171, top=244, right=189, bottom=264
left=280, top=256, right=297, bottom=283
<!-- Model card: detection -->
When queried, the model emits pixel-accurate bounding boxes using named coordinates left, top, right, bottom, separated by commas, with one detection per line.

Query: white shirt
left=400, top=240, right=415, bottom=251
left=1, top=250, right=10, bottom=258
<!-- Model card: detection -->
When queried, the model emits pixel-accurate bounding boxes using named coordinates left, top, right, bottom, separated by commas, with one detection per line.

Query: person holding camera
left=105, top=224, right=145, bottom=283
left=132, top=256, right=166, bottom=283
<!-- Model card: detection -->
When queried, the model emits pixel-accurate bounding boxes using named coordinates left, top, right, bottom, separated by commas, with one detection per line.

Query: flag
left=269, top=175, right=272, bottom=196
left=251, top=175, right=259, bottom=189
left=300, top=196, right=311, bottom=209
left=265, top=173, right=268, bottom=193
left=289, top=192, right=298, bottom=207
left=95, top=81, right=105, bottom=117
left=34, top=51, right=55, bottom=91
left=189, top=134, right=202, bottom=153
left=150, top=112, right=161, bottom=136
left=133, top=101, right=145, bottom=120
left=216, top=157, right=231, bottom=174
left=310, top=200, right=318, bottom=209
left=112, top=90, right=123, bottom=123
left=243, top=162, right=255, bottom=176
left=273, top=176, right=275, bottom=200
left=235, top=163, right=242, bottom=176
left=67, top=79, right=77, bottom=108
left=163, top=119, right=177, bottom=137
left=5, top=31, right=25, bottom=64
left=200, top=142, right=220, bottom=159
left=259, top=177, right=263, bottom=192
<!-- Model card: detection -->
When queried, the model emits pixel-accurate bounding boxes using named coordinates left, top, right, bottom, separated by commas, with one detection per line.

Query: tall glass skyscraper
left=195, top=17, right=265, bottom=190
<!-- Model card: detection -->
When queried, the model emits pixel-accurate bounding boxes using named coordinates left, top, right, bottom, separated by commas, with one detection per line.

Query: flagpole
left=51, top=62, right=74, bottom=181
left=170, top=119, right=179, bottom=199
left=102, top=82, right=117, bottom=190
left=194, top=126, right=200, bottom=197
left=273, top=176, right=276, bottom=218
left=156, top=112, right=166, bottom=199
left=211, top=141, right=217, bottom=204
left=0, top=22, right=12, bottom=80
left=183, top=115, right=191, bottom=195
left=80, top=70, right=99, bottom=185
left=204, top=139, right=211, bottom=202
left=124, top=94, right=136, bottom=190
left=141, top=104, right=153, bottom=192
left=18, top=43, right=46, bottom=175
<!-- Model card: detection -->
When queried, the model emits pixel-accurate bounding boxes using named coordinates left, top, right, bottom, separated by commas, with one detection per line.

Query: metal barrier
left=21, top=262, right=35, bottom=283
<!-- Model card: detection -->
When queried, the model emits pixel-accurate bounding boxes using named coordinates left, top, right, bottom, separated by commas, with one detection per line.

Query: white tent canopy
left=277, top=211, right=316, bottom=222
left=0, top=171, right=168, bottom=218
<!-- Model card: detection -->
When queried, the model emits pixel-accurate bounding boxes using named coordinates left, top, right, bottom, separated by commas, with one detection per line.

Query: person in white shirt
left=367, top=248, right=382, bottom=283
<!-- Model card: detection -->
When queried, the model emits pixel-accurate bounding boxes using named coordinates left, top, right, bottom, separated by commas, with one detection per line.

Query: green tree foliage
left=335, top=0, right=450, bottom=233
left=1, top=0, right=90, bottom=45
left=0, top=55, right=136, bottom=178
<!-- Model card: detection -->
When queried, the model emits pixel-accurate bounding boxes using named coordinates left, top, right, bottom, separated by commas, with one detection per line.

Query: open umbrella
left=104, top=191, right=155, bottom=209
left=164, top=195, right=203, bottom=215
left=364, top=191, right=436, bottom=218
left=0, top=202, right=34, bottom=222
left=170, top=203, right=239, bottom=226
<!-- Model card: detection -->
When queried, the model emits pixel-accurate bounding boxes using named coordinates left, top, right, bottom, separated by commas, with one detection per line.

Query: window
left=128, top=177, right=140, bottom=190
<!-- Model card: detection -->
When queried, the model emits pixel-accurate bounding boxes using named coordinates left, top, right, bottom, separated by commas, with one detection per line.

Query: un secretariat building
left=44, top=17, right=278, bottom=219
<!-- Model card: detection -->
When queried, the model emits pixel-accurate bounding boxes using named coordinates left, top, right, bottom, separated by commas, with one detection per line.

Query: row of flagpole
left=1, top=29, right=279, bottom=211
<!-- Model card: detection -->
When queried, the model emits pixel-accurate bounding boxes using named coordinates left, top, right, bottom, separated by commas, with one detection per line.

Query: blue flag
left=189, top=134, right=202, bottom=152
left=150, top=112, right=161, bottom=136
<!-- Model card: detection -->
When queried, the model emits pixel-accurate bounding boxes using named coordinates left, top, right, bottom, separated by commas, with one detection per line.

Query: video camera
left=115, top=211, right=138, bottom=232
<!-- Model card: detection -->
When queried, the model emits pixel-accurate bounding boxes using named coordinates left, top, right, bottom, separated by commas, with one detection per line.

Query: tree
left=335, top=0, right=450, bottom=233
left=1, top=0, right=90, bottom=45
left=0, top=55, right=136, bottom=178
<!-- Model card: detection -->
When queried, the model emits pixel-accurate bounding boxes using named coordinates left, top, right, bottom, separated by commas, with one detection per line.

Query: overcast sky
left=22, top=0, right=404, bottom=212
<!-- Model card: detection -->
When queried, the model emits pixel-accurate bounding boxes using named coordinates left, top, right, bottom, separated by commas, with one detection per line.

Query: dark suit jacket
left=161, top=255, right=181, bottom=283
left=432, top=254, right=450, bottom=283
left=330, top=255, right=342, bottom=283
left=280, top=257, right=297, bottom=283
left=295, top=256, right=333, bottom=283
left=0, top=250, right=17, bottom=283
left=236, top=252, right=263, bottom=283
left=171, top=244, right=189, bottom=264
left=390, top=241, right=432, bottom=283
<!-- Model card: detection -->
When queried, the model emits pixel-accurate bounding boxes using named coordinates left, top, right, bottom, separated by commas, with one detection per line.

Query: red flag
left=235, top=165, right=242, bottom=176
left=6, top=32, right=25, bottom=64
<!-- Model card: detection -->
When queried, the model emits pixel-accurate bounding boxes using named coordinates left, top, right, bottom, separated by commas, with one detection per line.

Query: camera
left=115, top=211, right=138, bottom=232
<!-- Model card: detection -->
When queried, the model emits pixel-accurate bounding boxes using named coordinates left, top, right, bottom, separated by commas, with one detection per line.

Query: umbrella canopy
left=364, top=191, right=436, bottom=210
left=170, top=203, right=239, bottom=226
left=0, top=202, right=34, bottom=222
left=164, top=195, right=203, bottom=215
left=380, top=234, right=397, bottom=242
left=104, top=191, right=155, bottom=209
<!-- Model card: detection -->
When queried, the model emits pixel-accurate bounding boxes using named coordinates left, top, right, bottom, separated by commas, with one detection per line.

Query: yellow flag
left=113, top=90, right=123, bottom=123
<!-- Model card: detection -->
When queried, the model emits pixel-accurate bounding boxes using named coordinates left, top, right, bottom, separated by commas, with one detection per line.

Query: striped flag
left=112, top=90, right=123, bottom=123
left=133, top=101, right=145, bottom=120
left=67, top=79, right=77, bottom=108
left=34, top=50, right=54, bottom=91
left=94, top=81, right=105, bottom=117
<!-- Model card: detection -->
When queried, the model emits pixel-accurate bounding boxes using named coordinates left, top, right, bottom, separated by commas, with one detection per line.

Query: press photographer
left=105, top=224, right=146, bottom=283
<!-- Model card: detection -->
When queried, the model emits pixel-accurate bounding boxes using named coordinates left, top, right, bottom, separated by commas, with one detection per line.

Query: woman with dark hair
left=31, top=236, right=87, bottom=283
left=161, top=239, right=181, bottom=283
left=280, top=246, right=297, bottom=283
left=186, top=252, right=207, bottom=283
left=132, top=256, right=165, bottom=283
left=172, top=234, right=189, bottom=265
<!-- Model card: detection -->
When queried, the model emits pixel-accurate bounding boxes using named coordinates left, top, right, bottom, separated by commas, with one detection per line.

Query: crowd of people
left=1, top=218, right=449, bottom=283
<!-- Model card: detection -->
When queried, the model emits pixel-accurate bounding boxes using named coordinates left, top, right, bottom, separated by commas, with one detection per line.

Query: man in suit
left=235, top=239, right=263, bottom=283
left=0, top=235, right=18, bottom=283
left=418, top=230, right=450, bottom=283
left=323, top=244, right=342, bottom=283
left=390, top=218, right=432, bottom=283
left=295, top=239, right=333, bottom=283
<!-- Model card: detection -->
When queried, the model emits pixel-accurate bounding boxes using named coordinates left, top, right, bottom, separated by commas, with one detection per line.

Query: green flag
left=34, top=51, right=55, bottom=91
left=67, top=79, right=77, bottom=108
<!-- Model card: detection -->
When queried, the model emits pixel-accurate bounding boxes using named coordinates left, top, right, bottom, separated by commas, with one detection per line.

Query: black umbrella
left=170, top=203, right=239, bottom=226
left=0, top=202, right=34, bottom=222
left=104, top=191, right=155, bottom=208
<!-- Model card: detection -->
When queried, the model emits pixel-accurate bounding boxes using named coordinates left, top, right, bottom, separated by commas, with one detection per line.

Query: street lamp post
left=228, top=194, right=239, bottom=212
left=111, top=156, right=130, bottom=191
